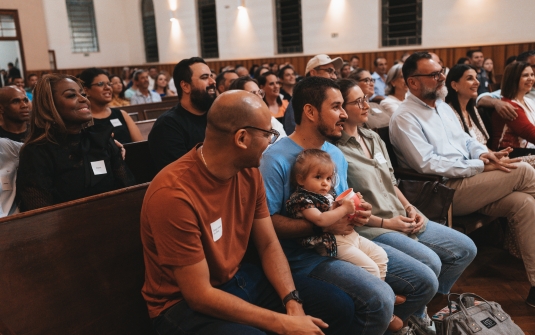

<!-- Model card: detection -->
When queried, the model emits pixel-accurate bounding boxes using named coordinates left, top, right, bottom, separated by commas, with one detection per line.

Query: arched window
left=142, top=0, right=159, bottom=62
left=66, top=0, right=99, bottom=53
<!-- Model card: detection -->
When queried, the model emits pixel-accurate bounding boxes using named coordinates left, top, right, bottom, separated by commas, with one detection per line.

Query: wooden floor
left=427, top=231, right=535, bottom=334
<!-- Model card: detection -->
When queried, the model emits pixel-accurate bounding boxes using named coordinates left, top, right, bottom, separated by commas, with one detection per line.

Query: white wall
left=17, top=0, right=535, bottom=70
left=42, top=0, right=144, bottom=69
left=0, top=41, right=23, bottom=74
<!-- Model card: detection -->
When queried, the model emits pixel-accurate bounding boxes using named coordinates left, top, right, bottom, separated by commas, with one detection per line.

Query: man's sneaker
left=408, top=307, right=436, bottom=335
left=393, top=326, right=417, bottom=335
left=527, top=286, right=535, bottom=308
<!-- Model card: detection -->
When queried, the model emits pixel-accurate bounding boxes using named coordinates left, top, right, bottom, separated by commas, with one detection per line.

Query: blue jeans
left=373, top=221, right=477, bottom=318
left=288, top=250, right=394, bottom=335
left=153, top=263, right=355, bottom=335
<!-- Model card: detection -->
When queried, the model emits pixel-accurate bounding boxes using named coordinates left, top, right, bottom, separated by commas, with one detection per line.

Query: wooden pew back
left=121, top=99, right=177, bottom=121
left=135, top=119, right=156, bottom=141
left=0, top=183, right=154, bottom=335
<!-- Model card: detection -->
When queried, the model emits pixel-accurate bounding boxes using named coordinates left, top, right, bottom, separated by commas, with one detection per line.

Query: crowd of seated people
left=4, top=47, right=535, bottom=335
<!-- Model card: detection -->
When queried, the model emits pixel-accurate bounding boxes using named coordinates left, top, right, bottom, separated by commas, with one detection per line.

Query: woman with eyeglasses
left=257, top=71, right=289, bottom=124
left=336, top=78, right=477, bottom=331
left=79, top=68, right=142, bottom=144
left=229, top=76, right=286, bottom=143
left=108, top=74, right=130, bottom=107
left=380, top=64, right=408, bottom=116
left=16, top=74, right=135, bottom=211
left=348, top=69, right=391, bottom=129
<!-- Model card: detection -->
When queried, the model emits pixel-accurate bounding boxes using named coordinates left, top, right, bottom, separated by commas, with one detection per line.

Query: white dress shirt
left=389, top=94, right=488, bottom=179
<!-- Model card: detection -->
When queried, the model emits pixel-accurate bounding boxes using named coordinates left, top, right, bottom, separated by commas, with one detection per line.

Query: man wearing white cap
left=283, top=54, right=343, bottom=135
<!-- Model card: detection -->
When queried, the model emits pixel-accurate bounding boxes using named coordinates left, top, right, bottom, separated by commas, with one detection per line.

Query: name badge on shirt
left=91, top=160, right=107, bottom=175
left=1, top=174, right=12, bottom=191
left=110, top=118, right=122, bottom=127
left=372, top=108, right=382, bottom=114
left=485, top=81, right=488, bottom=87
left=374, top=152, right=387, bottom=164
left=210, top=218, right=223, bottom=242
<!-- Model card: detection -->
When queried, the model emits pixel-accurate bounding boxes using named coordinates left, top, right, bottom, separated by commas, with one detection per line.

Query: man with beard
left=0, top=86, right=30, bottom=142
left=390, top=52, right=535, bottom=308
left=149, top=57, right=216, bottom=172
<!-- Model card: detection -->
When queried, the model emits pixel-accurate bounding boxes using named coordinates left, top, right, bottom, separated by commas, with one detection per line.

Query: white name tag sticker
left=374, top=152, right=387, bottom=164
left=1, top=175, right=12, bottom=191
left=110, top=118, right=122, bottom=127
left=372, top=108, right=382, bottom=114
left=90, top=160, right=107, bottom=175
left=485, top=81, right=488, bottom=87
left=210, top=218, right=223, bottom=242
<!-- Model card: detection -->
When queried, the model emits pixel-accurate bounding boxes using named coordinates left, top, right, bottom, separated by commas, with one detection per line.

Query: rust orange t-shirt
left=140, top=144, right=270, bottom=318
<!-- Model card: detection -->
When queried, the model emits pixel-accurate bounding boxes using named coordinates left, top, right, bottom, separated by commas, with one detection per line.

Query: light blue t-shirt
left=259, top=136, right=348, bottom=269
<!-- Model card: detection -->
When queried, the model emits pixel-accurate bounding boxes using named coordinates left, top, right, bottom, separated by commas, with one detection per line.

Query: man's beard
left=422, top=83, right=448, bottom=101
left=190, top=85, right=217, bottom=112
left=317, top=114, right=343, bottom=142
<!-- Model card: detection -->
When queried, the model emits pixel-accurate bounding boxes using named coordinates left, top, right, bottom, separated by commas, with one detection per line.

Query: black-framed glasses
left=345, top=95, right=369, bottom=109
left=90, top=81, right=112, bottom=87
left=249, top=89, right=265, bottom=99
left=237, top=126, right=280, bottom=144
left=410, top=68, right=446, bottom=81
left=358, top=78, right=375, bottom=84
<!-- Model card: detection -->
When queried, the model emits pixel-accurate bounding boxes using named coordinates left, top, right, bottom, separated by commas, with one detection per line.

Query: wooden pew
left=124, top=140, right=156, bottom=183
left=143, top=107, right=168, bottom=120
left=0, top=183, right=155, bottom=335
left=135, top=119, right=156, bottom=141
left=121, top=100, right=177, bottom=121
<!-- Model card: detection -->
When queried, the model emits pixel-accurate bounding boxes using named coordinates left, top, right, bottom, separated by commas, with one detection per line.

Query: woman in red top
left=496, top=62, right=535, bottom=149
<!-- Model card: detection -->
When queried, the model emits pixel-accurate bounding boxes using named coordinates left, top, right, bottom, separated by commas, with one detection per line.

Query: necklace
left=200, top=146, right=208, bottom=168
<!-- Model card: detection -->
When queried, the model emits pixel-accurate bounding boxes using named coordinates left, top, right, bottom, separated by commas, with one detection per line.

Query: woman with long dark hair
left=16, top=74, right=135, bottom=211
left=109, top=74, right=130, bottom=107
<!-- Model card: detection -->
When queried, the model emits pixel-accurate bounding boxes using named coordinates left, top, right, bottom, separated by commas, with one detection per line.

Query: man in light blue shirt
left=371, top=57, right=388, bottom=103
left=130, top=70, right=162, bottom=105
left=390, top=52, right=535, bottom=307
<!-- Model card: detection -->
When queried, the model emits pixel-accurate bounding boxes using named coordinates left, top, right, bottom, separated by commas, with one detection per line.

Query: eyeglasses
left=345, top=95, right=369, bottom=109
left=249, top=89, right=265, bottom=99
left=237, top=126, right=280, bottom=144
left=358, top=78, right=375, bottom=84
left=316, top=67, right=336, bottom=75
left=410, top=68, right=446, bottom=81
left=90, top=81, right=112, bottom=88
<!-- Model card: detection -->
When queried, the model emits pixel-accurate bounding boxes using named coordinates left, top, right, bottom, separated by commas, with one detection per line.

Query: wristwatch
left=282, top=290, right=303, bottom=307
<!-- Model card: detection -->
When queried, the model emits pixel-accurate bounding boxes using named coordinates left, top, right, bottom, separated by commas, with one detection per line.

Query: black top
left=148, top=103, right=207, bottom=173
left=477, top=69, right=490, bottom=95
left=16, top=125, right=135, bottom=211
left=0, top=126, right=28, bottom=142
left=280, top=88, right=292, bottom=101
left=92, top=108, right=132, bottom=144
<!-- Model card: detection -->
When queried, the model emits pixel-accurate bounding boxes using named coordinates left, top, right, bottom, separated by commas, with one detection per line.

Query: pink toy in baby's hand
left=335, top=188, right=366, bottom=219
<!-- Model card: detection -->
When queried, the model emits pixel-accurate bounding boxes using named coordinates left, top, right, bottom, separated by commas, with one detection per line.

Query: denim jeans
left=373, top=221, right=477, bottom=318
left=153, top=262, right=355, bottom=335
left=289, top=251, right=394, bottom=335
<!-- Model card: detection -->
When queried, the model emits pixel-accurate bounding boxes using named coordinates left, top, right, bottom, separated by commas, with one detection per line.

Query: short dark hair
left=456, top=57, right=470, bottom=65
left=402, top=52, right=432, bottom=85
left=348, top=68, right=369, bottom=81
left=350, top=56, right=359, bottom=61
left=292, top=76, right=340, bottom=125
left=229, top=76, right=258, bottom=90
left=516, top=50, right=535, bottom=62
left=336, top=78, right=359, bottom=109
left=505, top=55, right=517, bottom=67
left=256, top=71, right=277, bottom=87
left=215, top=70, right=236, bottom=89
left=27, top=73, right=38, bottom=80
left=133, top=69, right=147, bottom=82
left=172, top=57, right=206, bottom=99
left=374, top=57, right=386, bottom=67
left=278, top=65, right=294, bottom=79
left=78, top=67, right=108, bottom=88
left=501, top=61, right=531, bottom=100
left=8, top=62, right=13, bottom=67
left=466, top=50, right=482, bottom=58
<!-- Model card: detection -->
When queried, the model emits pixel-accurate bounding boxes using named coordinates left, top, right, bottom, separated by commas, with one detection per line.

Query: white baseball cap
left=305, top=54, right=344, bottom=75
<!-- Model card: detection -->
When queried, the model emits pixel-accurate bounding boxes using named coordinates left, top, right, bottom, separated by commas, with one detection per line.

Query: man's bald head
left=0, top=86, right=26, bottom=106
left=207, top=90, right=270, bottom=135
